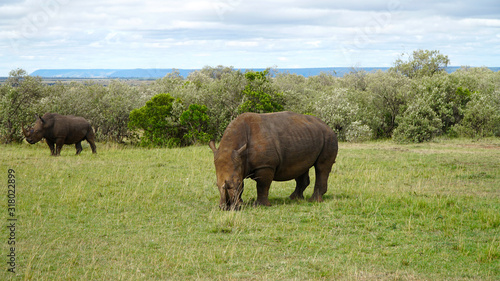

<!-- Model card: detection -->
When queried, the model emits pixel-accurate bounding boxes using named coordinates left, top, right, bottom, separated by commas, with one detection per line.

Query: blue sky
left=1, top=0, right=500, bottom=76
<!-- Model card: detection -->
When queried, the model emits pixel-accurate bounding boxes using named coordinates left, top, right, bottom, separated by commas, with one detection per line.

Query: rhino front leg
left=47, top=140, right=56, bottom=156
left=55, top=138, right=65, bottom=156
left=253, top=168, right=274, bottom=206
left=75, top=142, right=82, bottom=155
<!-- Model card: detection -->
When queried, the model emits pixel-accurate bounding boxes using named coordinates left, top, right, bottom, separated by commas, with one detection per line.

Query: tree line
left=1, top=50, right=499, bottom=146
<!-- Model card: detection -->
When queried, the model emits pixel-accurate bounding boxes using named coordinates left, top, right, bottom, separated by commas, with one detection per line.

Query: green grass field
left=1, top=139, right=499, bottom=280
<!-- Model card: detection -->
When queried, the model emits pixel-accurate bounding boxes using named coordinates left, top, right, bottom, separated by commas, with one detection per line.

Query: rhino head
left=209, top=140, right=247, bottom=211
left=22, top=115, right=45, bottom=144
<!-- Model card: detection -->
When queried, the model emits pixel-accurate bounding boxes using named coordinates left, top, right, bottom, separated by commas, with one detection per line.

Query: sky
left=1, top=0, right=500, bottom=76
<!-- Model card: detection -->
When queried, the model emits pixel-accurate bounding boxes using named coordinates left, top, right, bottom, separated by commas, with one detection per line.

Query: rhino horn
left=231, top=143, right=247, bottom=162
left=209, top=140, right=218, bottom=153
left=21, top=122, right=29, bottom=137
left=236, top=144, right=247, bottom=155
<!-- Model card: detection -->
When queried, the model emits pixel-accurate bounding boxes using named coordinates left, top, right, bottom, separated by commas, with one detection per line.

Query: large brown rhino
left=209, top=111, right=338, bottom=210
left=22, top=113, right=97, bottom=156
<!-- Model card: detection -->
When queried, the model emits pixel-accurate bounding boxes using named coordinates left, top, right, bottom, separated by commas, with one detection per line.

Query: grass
left=1, top=139, right=499, bottom=280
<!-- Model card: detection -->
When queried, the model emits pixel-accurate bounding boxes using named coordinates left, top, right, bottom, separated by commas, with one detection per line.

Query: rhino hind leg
left=310, top=169, right=329, bottom=202
left=88, top=140, right=97, bottom=154
left=290, top=172, right=310, bottom=200
left=75, top=142, right=83, bottom=155
left=309, top=159, right=335, bottom=202
left=310, top=134, right=338, bottom=202
left=85, top=130, right=97, bottom=154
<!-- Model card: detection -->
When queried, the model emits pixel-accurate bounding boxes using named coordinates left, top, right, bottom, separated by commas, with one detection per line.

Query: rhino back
left=244, top=112, right=337, bottom=180
left=43, top=114, right=92, bottom=143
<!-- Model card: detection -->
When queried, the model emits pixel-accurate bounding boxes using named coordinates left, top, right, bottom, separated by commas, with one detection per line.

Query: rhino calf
left=209, top=111, right=338, bottom=210
left=23, top=113, right=97, bottom=156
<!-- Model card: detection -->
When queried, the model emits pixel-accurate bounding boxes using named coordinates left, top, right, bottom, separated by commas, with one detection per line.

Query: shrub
left=0, top=69, right=44, bottom=143
left=179, top=104, right=213, bottom=144
left=345, top=121, right=372, bottom=142
left=391, top=49, right=450, bottom=79
left=365, top=71, right=411, bottom=138
left=238, top=70, right=284, bottom=114
left=190, top=69, right=246, bottom=140
left=97, top=80, right=145, bottom=142
left=454, top=91, right=500, bottom=138
left=128, top=93, right=184, bottom=147
left=314, top=88, right=362, bottom=140
left=410, top=74, right=473, bottom=136
left=1, top=57, right=499, bottom=146
left=393, top=99, right=443, bottom=143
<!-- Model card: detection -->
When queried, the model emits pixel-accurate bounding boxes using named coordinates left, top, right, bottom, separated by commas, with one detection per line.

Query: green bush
left=128, top=93, right=184, bottom=147
left=411, top=74, right=474, bottom=135
left=2, top=53, right=499, bottom=146
left=0, top=69, right=44, bottom=143
left=454, top=91, right=500, bottom=138
left=187, top=68, right=246, bottom=140
left=393, top=98, right=443, bottom=143
left=345, top=121, right=372, bottom=142
left=238, top=70, right=284, bottom=114
left=391, top=49, right=450, bottom=79
left=179, top=104, right=213, bottom=144
left=314, top=88, right=361, bottom=140
left=364, top=71, right=411, bottom=138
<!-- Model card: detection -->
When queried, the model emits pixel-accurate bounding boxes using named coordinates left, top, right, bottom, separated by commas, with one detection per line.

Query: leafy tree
left=179, top=104, right=212, bottom=144
left=365, top=71, right=410, bottom=138
left=345, top=121, right=372, bottom=142
left=98, top=80, right=145, bottom=142
left=391, top=49, right=450, bottom=79
left=341, top=68, right=368, bottom=91
left=1, top=60, right=499, bottom=146
left=238, top=70, right=284, bottom=114
left=393, top=98, right=442, bottom=143
left=274, top=72, right=311, bottom=113
left=455, top=90, right=500, bottom=138
left=0, top=69, right=44, bottom=143
left=199, top=65, right=236, bottom=80
left=146, top=70, right=185, bottom=98
left=314, top=88, right=361, bottom=140
left=128, top=93, right=183, bottom=147
left=190, top=68, right=246, bottom=140
left=411, top=74, right=472, bottom=135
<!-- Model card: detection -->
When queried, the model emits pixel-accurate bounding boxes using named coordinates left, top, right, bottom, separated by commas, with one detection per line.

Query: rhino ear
left=35, top=114, right=45, bottom=123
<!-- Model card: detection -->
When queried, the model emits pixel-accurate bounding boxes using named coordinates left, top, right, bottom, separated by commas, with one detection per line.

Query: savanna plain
left=1, top=139, right=499, bottom=280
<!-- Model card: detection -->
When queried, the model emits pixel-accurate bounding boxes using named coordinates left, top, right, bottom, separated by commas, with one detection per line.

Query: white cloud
left=1, top=0, right=500, bottom=75
left=225, top=40, right=260, bottom=48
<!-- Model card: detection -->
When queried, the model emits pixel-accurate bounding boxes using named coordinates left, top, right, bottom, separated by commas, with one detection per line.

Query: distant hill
left=30, top=67, right=390, bottom=78
left=30, top=67, right=499, bottom=79
left=30, top=69, right=195, bottom=79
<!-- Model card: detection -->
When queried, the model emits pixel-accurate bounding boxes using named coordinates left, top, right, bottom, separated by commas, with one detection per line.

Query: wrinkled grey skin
left=210, top=111, right=338, bottom=211
left=23, top=113, right=97, bottom=156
